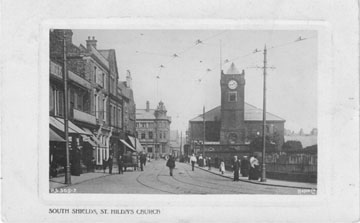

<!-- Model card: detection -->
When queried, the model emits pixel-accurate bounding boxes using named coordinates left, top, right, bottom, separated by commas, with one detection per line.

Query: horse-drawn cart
left=123, top=152, right=138, bottom=171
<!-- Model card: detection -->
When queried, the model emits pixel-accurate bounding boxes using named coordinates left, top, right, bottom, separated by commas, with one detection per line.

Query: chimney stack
left=86, top=36, right=97, bottom=49
left=126, top=70, right=132, bottom=88
left=146, top=101, right=150, bottom=112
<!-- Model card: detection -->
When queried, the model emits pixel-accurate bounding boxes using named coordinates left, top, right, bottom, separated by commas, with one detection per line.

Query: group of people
left=189, top=154, right=213, bottom=171
left=188, top=153, right=261, bottom=181
left=232, top=155, right=261, bottom=181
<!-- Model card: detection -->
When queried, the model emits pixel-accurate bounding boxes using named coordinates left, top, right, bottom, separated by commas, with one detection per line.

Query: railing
left=73, top=108, right=96, bottom=125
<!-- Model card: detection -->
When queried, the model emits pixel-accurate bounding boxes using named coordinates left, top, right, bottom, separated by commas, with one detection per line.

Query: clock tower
left=220, top=63, right=246, bottom=144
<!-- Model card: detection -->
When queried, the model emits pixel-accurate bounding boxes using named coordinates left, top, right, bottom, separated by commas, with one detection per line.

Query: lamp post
left=261, top=45, right=267, bottom=182
left=62, top=30, right=71, bottom=185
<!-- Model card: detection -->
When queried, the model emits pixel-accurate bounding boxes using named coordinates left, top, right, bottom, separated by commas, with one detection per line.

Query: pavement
left=50, top=168, right=117, bottom=189
left=193, top=163, right=317, bottom=189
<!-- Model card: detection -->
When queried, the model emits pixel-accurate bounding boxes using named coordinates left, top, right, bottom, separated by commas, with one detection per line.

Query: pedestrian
left=190, top=154, right=197, bottom=171
left=232, top=156, right=240, bottom=181
left=166, top=155, right=176, bottom=176
left=198, top=154, right=203, bottom=167
left=108, top=154, right=113, bottom=174
left=140, top=153, right=146, bottom=171
left=240, top=156, right=250, bottom=177
left=249, top=155, right=260, bottom=180
left=219, top=159, right=225, bottom=174
left=207, top=157, right=211, bottom=170
left=118, top=155, right=124, bottom=174
left=103, top=157, right=108, bottom=173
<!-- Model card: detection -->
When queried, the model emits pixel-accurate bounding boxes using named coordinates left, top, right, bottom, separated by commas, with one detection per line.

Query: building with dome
left=187, top=63, right=286, bottom=152
left=136, top=101, right=172, bottom=158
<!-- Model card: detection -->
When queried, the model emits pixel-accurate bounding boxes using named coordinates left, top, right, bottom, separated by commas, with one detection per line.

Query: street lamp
left=62, top=30, right=71, bottom=185
left=261, top=45, right=267, bottom=182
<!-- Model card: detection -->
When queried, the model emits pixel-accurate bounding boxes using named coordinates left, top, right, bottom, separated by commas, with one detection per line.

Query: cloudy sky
left=72, top=29, right=317, bottom=134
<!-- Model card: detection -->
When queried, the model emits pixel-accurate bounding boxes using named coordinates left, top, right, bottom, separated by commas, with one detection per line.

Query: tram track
left=135, top=168, right=176, bottom=194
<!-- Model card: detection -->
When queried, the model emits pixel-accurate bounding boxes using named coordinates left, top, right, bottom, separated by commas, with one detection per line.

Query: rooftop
left=190, top=103, right=285, bottom=122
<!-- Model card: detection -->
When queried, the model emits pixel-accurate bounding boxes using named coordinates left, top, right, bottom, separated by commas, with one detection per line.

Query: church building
left=188, top=63, right=285, bottom=152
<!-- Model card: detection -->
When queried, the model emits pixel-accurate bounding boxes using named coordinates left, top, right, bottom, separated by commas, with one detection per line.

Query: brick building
left=49, top=30, right=137, bottom=174
left=136, top=101, right=171, bottom=158
left=188, top=63, right=285, bottom=152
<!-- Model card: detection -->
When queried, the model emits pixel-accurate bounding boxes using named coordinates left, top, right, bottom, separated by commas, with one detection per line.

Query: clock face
left=228, top=80, right=238, bottom=90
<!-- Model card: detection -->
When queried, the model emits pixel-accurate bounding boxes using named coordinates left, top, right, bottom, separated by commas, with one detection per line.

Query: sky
left=72, top=29, right=317, bottom=134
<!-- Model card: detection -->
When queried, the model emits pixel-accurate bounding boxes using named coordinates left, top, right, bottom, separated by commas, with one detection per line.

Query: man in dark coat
left=232, top=156, right=240, bottom=181
left=108, top=154, right=113, bottom=174
left=118, top=155, right=124, bottom=174
left=166, top=155, right=176, bottom=176
left=140, top=153, right=146, bottom=171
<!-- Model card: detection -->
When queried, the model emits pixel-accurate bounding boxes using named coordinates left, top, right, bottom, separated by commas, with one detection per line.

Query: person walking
left=102, top=157, right=108, bottom=173
left=118, top=155, right=124, bottom=174
left=198, top=154, right=203, bottom=167
left=140, top=153, right=146, bottom=171
left=232, top=156, right=240, bottom=181
left=190, top=154, right=197, bottom=171
left=219, top=159, right=225, bottom=174
left=166, top=155, right=176, bottom=176
left=108, top=154, right=113, bottom=174
left=207, top=157, right=212, bottom=170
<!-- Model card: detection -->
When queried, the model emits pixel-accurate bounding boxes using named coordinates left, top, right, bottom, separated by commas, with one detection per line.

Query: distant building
left=136, top=101, right=171, bottom=158
left=188, top=63, right=285, bottom=151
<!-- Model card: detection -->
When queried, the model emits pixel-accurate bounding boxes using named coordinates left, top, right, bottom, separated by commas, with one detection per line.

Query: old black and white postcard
left=1, top=1, right=359, bottom=222
left=49, top=29, right=318, bottom=195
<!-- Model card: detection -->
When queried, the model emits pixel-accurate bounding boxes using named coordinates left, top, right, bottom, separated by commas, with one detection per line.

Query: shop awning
left=50, top=128, right=65, bottom=142
left=128, top=136, right=145, bottom=153
left=120, top=139, right=136, bottom=152
left=49, top=117, right=91, bottom=135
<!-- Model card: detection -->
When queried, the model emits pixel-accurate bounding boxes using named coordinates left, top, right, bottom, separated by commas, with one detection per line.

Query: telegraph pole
left=180, top=131, right=183, bottom=156
left=261, top=45, right=267, bottom=182
left=63, top=31, right=71, bottom=185
left=202, top=106, right=205, bottom=156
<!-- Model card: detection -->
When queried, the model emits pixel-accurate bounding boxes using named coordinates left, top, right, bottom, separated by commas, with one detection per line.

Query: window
left=113, top=106, right=116, bottom=126
left=148, top=147, right=153, bottom=153
left=94, top=66, right=97, bottom=82
left=118, top=107, right=122, bottom=128
left=58, top=90, right=64, bottom=116
left=148, top=131, right=153, bottom=139
left=141, top=133, right=146, bottom=139
left=159, top=132, right=162, bottom=139
left=94, top=93, right=99, bottom=118
left=103, top=96, right=107, bottom=122
left=83, top=93, right=90, bottom=113
left=161, top=145, right=165, bottom=153
left=228, top=92, right=237, bottom=102
left=136, top=122, right=139, bottom=128
left=77, top=92, right=83, bottom=110
left=141, top=122, right=146, bottom=128
left=163, top=132, right=166, bottom=139
left=50, top=86, right=55, bottom=114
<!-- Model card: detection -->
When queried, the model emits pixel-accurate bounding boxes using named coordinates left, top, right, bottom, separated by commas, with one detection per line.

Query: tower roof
left=225, top=63, right=240, bottom=74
